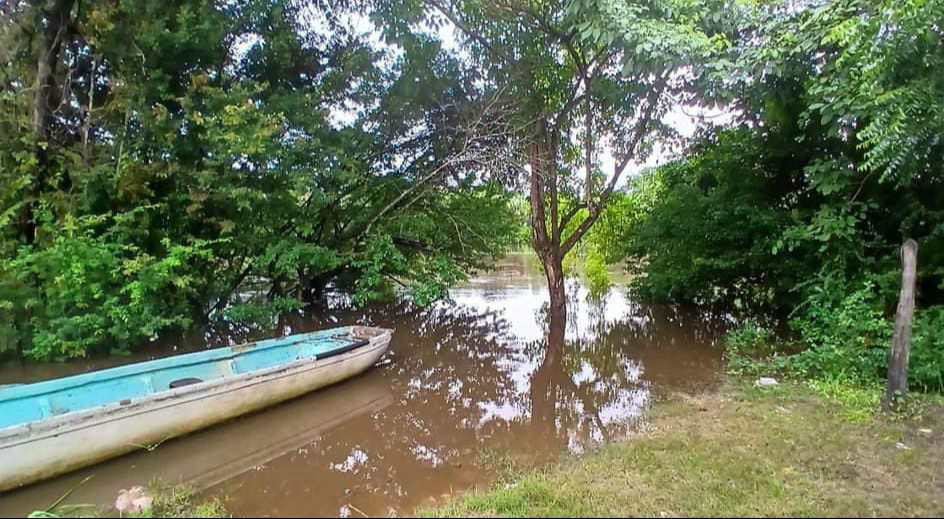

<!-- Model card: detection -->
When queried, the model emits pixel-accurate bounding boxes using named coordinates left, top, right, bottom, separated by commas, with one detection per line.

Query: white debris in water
left=756, top=377, right=779, bottom=387
left=896, top=442, right=912, bottom=450
left=918, top=428, right=933, bottom=435
left=115, top=486, right=153, bottom=515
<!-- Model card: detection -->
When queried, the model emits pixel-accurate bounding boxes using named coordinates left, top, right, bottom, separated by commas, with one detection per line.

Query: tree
left=802, top=0, right=944, bottom=180
left=0, top=0, right=520, bottom=360
left=598, top=0, right=944, bottom=392
left=387, top=0, right=737, bottom=329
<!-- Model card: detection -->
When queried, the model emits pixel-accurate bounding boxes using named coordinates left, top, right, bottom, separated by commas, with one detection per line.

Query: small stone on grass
left=115, top=486, right=154, bottom=515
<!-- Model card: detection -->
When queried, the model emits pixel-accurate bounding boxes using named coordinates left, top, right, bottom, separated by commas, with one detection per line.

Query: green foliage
left=584, top=250, right=612, bottom=299
left=604, top=0, right=944, bottom=395
left=725, top=280, right=944, bottom=395
left=911, top=307, right=944, bottom=392
left=0, top=0, right=518, bottom=360
left=789, top=279, right=891, bottom=382
left=221, top=297, right=303, bottom=329
left=724, top=321, right=791, bottom=378
left=614, top=129, right=801, bottom=309
left=801, top=0, right=944, bottom=181
left=507, top=195, right=534, bottom=250
left=352, top=233, right=410, bottom=306
left=726, top=322, right=775, bottom=354
left=3, top=215, right=213, bottom=360
left=3, top=0, right=942, bottom=372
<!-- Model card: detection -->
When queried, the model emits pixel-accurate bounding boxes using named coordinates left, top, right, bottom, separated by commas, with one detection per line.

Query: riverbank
left=33, top=485, right=227, bottom=518
left=423, top=382, right=944, bottom=518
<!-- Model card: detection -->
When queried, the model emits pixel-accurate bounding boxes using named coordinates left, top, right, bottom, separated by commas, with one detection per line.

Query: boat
left=0, top=326, right=393, bottom=492
left=0, top=376, right=393, bottom=515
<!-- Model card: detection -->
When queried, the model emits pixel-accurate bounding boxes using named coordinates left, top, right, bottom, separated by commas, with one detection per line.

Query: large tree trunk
left=883, top=239, right=919, bottom=411
left=544, top=252, right=567, bottom=329
left=528, top=117, right=569, bottom=336
left=31, top=0, right=73, bottom=140
left=18, top=0, right=74, bottom=243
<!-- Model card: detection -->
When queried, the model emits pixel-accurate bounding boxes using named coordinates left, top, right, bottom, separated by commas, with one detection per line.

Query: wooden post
left=883, top=239, right=919, bottom=411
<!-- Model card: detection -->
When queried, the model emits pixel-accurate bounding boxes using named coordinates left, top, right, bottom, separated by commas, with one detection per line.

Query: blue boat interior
left=0, top=327, right=369, bottom=430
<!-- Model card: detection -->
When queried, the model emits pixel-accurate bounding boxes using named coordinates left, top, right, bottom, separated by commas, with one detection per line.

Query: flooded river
left=0, top=254, right=728, bottom=517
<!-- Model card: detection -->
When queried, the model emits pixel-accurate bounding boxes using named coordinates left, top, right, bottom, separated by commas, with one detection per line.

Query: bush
left=616, top=129, right=804, bottom=310
left=725, top=276, right=944, bottom=395
left=724, top=321, right=791, bottom=377
left=911, top=307, right=944, bottom=392
left=584, top=250, right=613, bottom=300
left=3, top=221, right=214, bottom=361
left=789, top=280, right=891, bottom=382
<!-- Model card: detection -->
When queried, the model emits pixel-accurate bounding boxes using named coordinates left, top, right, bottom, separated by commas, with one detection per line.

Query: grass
left=422, top=382, right=944, bottom=518
left=806, top=375, right=884, bottom=423
left=129, top=485, right=228, bottom=519
left=30, top=485, right=228, bottom=519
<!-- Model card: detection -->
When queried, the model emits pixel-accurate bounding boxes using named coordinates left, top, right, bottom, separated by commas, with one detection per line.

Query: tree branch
left=361, top=158, right=454, bottom=240
left=584, top=94, right=593, bottom=207
left=559, top=203, right=586, bottom=231
left=426, top=0, right=516, bottom=64
left=561, top=77, right=668, bottom=255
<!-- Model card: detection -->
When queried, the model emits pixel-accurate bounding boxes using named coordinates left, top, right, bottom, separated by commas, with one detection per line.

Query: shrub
left=3, top=221, right=214, bottom=360
left=789, top=280, right=890, bottom=382
left=725, top=276, right=944, bottom=395
left=911, top=307, right=944, bottom=392
left=724, top=321, right=791, bottom=377
left=584, top=251, right=613, bottom=300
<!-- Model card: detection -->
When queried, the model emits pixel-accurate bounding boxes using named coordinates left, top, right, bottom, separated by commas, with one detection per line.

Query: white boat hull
left=0, top=328, right=392, bottom=492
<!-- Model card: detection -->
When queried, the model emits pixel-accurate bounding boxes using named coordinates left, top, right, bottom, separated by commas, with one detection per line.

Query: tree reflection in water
left=215, top=283, right=726, bottom=517
left=0, top=267, right=730, bottom=518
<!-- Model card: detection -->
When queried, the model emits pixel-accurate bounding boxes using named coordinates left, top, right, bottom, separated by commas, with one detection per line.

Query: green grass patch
left=30, top=485, right=228, bottom=519
left=422, top=384, right=944, bottom=518
left=806, top=375, right=882, bottom=423
left=130, top=486, right=227, bottom=519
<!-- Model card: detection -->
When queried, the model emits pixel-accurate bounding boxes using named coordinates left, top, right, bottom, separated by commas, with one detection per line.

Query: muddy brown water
left=0, top=254, right=728, bottom=517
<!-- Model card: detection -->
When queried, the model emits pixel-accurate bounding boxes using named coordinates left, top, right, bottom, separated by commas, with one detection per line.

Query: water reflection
left=0, top=254, right=727, bottom=517
left=0, top=376, right=393, bottom=516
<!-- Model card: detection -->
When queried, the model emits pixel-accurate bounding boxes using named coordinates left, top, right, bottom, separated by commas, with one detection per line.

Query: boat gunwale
left=0, top=326, right=385, bottom=404
left=0, top=327, right=393, bottom=441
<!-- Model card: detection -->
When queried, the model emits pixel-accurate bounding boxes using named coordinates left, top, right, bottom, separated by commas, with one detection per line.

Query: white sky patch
left=229, top=33, right=260, bottom=69
left=326, top=12, right=405, bottom=129
left=599, top=103, right=739, bottom=185
left=429, top=16, right=465, bottom=56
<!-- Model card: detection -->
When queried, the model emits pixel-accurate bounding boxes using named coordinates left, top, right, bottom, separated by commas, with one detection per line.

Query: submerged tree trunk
left=544, top=253, right=567, bottom=327
left=298, top=270, right=314, bottom=304
left=884, top=239, right=919, bottom=411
